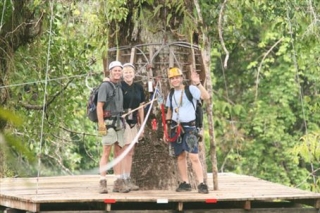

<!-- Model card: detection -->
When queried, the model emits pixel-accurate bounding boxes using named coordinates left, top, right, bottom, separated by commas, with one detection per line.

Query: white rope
left=36, top=1, right=54, bottom=194
left=100, top=82, right=160, bottom=172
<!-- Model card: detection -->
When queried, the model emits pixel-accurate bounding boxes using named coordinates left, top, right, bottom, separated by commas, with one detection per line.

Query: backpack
left=87, top=81, right=116, bottom=122
left=169, top=85, right=203, bottom=128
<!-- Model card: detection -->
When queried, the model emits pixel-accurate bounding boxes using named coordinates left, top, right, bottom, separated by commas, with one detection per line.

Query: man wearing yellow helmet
left=163, top=67, right=210, bottom=194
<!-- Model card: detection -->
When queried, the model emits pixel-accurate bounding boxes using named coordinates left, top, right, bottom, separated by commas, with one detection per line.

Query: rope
left=36, top=0, right=54, bottom=194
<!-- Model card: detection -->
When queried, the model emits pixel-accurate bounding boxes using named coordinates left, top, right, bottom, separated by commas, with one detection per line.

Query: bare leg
left=189, top=153, right=204, bottom=183
left=113, top=143, right=122, bottom=176
left=176, top=151, right=188, bottom=182
left=113, top=143, right=130, bottom=193
left=99, top=145, right=112, bottom=176
left=123, top=144, right=134, bottom=175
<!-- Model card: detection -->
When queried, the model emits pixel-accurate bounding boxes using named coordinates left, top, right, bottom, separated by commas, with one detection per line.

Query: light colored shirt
left=165, top=85, right=200, bottom=123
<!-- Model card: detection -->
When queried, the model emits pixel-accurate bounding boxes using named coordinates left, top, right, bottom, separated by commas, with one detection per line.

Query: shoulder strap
left=169, top=88, right=174, bottom=110
left=184, top=85, right=195, bottom=110
left=101, top=81, right=116, bottom=101
left=128, top=83, right=136, bottom=108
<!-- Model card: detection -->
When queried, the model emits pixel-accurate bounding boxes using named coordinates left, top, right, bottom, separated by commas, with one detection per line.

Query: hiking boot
left=113, top=179, right=130, bottom=193
left=125, top=178, right=139, bottom=191
left=99, top=179, right=108, bottom=194
left=197, top=182, right=209, bottom=194
left=176, top=181, right=192, bottom=192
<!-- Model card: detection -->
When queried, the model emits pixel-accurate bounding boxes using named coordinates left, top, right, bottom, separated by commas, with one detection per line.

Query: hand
left=163, top=135, right=168, bottom=144
left=190, top=70, right=200, bottom=85
left=98, top=123, right=107, bottom=136
left=138, top=131, right=144, bottom=141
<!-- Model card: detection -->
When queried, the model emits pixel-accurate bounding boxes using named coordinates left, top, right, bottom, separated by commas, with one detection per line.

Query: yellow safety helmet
left=168, top=67, right=183, bottom=78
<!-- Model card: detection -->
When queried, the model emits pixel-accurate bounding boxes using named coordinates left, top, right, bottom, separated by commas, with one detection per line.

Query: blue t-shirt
left=165, top=85, right=200, bottom=123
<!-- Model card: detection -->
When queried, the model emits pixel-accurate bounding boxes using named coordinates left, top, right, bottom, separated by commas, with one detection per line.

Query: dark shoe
left=176, top=181, right=192, bottom=192
left=125, top=178, right=139, bottom=191
left=113, top=178, right=130, bottom=193
left=99, top=179, right=108, bottom=194
left=197, top=183, right=209, bottom=194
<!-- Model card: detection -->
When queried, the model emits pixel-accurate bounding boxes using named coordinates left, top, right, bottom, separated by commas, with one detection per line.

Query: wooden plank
left=1, top=173, right=320, bottom=212
left=0, top=196, right=39, bottom=212
left=37, top=208, right=320, bottom=213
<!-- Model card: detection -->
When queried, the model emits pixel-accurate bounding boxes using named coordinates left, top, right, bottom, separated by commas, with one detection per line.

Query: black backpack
left=169, top=85, right=203, bottom=128
left=87, top=81, right=116, bottom=122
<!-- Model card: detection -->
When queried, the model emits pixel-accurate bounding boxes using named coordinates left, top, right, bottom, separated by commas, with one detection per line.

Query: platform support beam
left=244, top=200, right=251, bottom=210
left=105, top=203, right=111, bottom=212
left=177, top=202, right=183, bottom=212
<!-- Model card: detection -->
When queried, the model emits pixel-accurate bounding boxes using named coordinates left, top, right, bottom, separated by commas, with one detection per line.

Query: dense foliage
left=0, top=0, right=319, bottom=192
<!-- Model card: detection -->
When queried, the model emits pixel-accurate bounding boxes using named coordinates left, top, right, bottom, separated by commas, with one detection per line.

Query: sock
left=100, top=176, right=106, bottom=180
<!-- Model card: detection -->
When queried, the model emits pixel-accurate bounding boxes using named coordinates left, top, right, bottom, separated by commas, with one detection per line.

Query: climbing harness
left=161, top=104, right=182, bottom=142
left=161, top=88, right=185, bottom=143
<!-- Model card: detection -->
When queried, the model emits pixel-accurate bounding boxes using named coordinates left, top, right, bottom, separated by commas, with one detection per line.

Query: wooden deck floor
left=1, top=173, right=320, bottom=212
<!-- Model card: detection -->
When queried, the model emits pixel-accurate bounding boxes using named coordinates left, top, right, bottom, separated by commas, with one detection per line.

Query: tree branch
left=218, top=0, right=229, bottom=68
left=255, top=38, right=283, bottom=101
left=19, top=79, right=74, bottom=111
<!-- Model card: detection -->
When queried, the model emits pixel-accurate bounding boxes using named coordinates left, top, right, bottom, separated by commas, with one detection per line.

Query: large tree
left=101, top=0, right=216, bottom=190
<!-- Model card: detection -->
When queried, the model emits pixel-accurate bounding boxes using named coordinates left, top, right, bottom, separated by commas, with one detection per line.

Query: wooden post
left=147, top=46, right=154, bottom=92
left=130, top=47, right=136, bottom=64
left=177, top=202, right=183, bottom=212
left=169, top=46, right=174, bottom=68
left=105, top=203, right=111, bottom=212
left=244, top=200, right=251, bottom=210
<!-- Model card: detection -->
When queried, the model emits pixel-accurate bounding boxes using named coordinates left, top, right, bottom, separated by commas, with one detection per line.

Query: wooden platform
left=1, top=173, right=320, bottom=213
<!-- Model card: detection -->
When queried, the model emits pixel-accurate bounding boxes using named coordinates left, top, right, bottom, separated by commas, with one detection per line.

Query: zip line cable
left=1, top=42, right=199, bottom=90
left=36, top=0, right=54, bottom=194
left=0, top=73, right=90, bottom=89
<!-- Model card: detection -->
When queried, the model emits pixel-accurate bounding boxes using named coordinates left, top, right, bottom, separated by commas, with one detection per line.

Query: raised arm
left=190, top=70, right=210, bottom=100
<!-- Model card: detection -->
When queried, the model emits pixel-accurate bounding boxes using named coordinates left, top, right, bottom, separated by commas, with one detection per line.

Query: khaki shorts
left=101, top=119, right=125, bottom=147
left=124, top=122, right=139, bottom=146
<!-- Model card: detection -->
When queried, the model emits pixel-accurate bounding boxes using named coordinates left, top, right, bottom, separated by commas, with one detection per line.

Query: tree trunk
left=106, top=0, right=213, bottom=190
left=0, top=0, right=43, bottom=177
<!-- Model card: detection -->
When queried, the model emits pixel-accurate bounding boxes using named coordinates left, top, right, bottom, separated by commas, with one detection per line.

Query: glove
left=138, top=131, right=145, bottom=141
left=98, top=123, right=107, bottom=136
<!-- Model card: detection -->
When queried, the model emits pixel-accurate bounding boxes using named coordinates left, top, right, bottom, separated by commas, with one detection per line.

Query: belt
left=172, top=120, right=195, bottom=126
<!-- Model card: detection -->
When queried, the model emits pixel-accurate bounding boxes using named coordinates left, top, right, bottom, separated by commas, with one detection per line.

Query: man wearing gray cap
left=96, top=61, right=129, bottom=193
